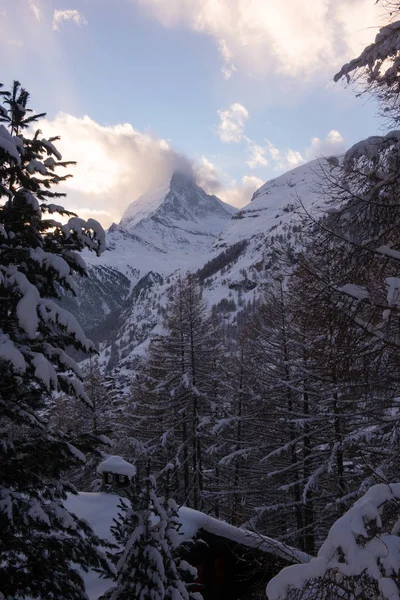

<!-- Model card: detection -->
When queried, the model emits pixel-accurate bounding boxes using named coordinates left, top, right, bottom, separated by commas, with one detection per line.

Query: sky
left=0, top=0, right=388, bottom=227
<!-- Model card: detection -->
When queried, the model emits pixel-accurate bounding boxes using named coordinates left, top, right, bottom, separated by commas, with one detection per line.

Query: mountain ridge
left=81, top=158, right=333, bottom=388
left=63, top=171, right=237, bottom=333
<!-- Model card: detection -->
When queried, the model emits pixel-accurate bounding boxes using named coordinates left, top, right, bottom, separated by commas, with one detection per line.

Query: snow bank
left=65, top=492, right=122, bottom=599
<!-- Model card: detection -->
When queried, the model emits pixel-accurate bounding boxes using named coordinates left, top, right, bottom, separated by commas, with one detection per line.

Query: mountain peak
left=170, top=169, right=196, bottom=189
left=120, top=171, right=235, bottom=231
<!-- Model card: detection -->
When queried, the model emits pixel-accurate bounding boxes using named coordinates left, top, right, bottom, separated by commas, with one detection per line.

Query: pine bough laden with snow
left=266, top=483, right=400, bottom=600
left=334, top=3, right=400, bottom=124
left=102, top=474, right=202, bottom=600
left=0, top=81, right=111, bottom=599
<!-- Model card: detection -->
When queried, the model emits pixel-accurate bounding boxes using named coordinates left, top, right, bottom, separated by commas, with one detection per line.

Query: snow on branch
left=0, top=334, right=26, bottom=372
left=3, top=267, right=40, bottom=338
left=337, top=283, right=370, bottom=302
left=61, top=216, right=106, bottom=255
left=39, top=299, right=94, bottom=352
left=97, top=455, right=137, bottom=479
left=0, top=124, right=22, bottom=164
left=267, top=483, right=400, bottom=600
left=334, top=21, right=400, bottom=84
left=343, top=131, right=400, bottom=170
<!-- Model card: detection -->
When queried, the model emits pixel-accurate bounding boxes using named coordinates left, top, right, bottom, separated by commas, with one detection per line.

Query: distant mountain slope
left=90, top=159, right=332, bottom=387
left=64, top=171, right=236, bottom=335
left=202, top=158, right=327, bottom=304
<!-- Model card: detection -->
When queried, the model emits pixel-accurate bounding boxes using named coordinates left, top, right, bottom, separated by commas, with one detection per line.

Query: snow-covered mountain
left=202, top=158, right=327, bottom=306
left=85, top=158, right=331, bottom=386
left=62, top=171, right=236, bottom=334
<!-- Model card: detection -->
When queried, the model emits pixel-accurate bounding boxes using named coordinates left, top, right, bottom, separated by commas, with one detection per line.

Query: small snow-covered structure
left=177, top=507, right=311, bottom=599
left=96, top=455, right=136, bottom=489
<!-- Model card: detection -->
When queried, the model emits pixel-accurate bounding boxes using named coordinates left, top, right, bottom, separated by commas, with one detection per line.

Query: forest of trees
left=4, top=1, right=400, bottom=599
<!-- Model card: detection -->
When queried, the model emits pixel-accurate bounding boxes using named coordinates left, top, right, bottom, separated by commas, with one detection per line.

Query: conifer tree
left=241, top=280, right=318, bottom=551
left=103, top=473, right=201, bottom=600
left=47, top=358, right=116, bottom=490
left=0, top=81, right=110, bottom=598
left=208, top=332, right=263, bottom=526
left=131, top=274, right=220, bottom=511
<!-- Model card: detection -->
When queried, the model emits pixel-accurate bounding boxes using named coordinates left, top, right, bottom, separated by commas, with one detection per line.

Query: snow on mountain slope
left=65, top=172, right=236, bottom=333
left=86, top=170, right=236, bottom=280
left=201, top=158, right=329, bottom=304
left=93, top=159, right=332, bottom=386
left=216, top=159, right=323, bottom=245
left=116, top=170, right=236, bottom=266
left=121, top=171, right=236, bottom=232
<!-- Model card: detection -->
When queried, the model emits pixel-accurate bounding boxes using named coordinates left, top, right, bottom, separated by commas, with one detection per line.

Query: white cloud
left=285, top=148, right=304, bottom=169
left=305, top=129, right=346, bottom=159
left=36, top=118, right=345, bottom=228
left=131, top=0, right=382, bottom=81
left=36, top=114, right=258, bottom=225
left=218, top=39, right=237, bottom=80
left=70, top=207, right=115, bottom=223
left=195, top=156, right=262, bottom=207
left=194, top=156, right=221, bottom=192
left=29, top=0, right=41, bottom=21
left=38, top=113, right=194, bottom=227
left=261, top=140, right=304, bottom=171
left=221, top=174, right=264, bottom=207
left=266, top=140, right=281, bottom=162
left=264, top=129, right=345, bottom=172
left=217, top=103, right=249, bottom=143
left=52, top=9, right=87, bottom=31
left=245, top=137, right=268, bottom=169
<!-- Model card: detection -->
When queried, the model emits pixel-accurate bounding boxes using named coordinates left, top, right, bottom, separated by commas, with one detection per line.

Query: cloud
left=263, top=129, right=345, bottom=171
left=217, top=103, right=249, bottom=143
left=285, top=149, right=304, bottom=169
left=38, top=113, right=195, bottom=227
left=218, top=40, right=237, bottom=80
left=194, top=157, right=262, bottom=207
left=29, top=0, right=41, bottom=21
left=266, top=140, right=281, bottom=162
left=245, top=137, right=268, bottom=169
left=305, top=129, right=346, bottom=159
left=72, top=208, right=115, bottom=223
left=131, top=0, right=381, bottom=81
left=266, top=142, right=304, bottom=171
left=36, top=114, right=257, bottom=226
left=52, top=9, right=87, bottom=31
left=221, top=175, right=264, bottom=207
left=194, top=156, right=221, bottom=192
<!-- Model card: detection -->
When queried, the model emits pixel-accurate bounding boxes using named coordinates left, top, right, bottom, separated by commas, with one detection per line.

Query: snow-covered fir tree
left=103, top=472, right=201, bottom=600
left=0, top=81, right=110, bottom=598
left=267, top=483, right=400, bottom=600
left=206, top=329, right=263, bottom=526
left=131, top=274, right=222, bottom=511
